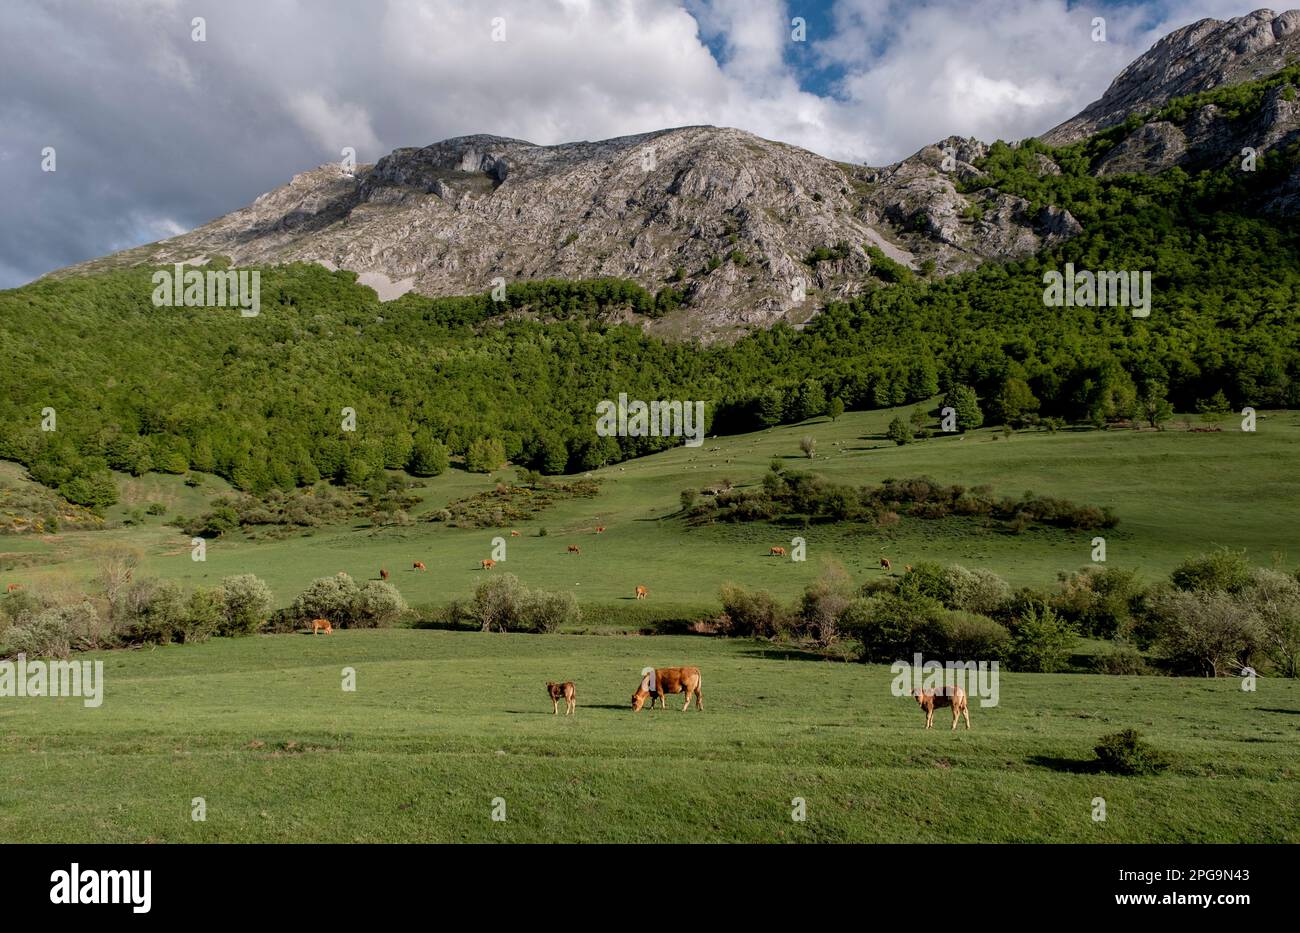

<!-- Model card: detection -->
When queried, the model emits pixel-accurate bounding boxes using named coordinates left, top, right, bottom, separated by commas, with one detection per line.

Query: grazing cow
left=912, top=686, right=970, bottom=730
left=567, top=545, right=581, bottom=555
left=880, top=557, right=893, bottom=572
left=481, top=558, right=496, bottom=570
left=310, top=618, right=333, bottom=636
left=413, top=561, right=427, bottom=571
left=510, top=530, right=521, bottom=537
left=632, top=667, right=703, bottom=712
left=380, top=568, right=390, bottom=581
left=635, top=585, right=648, bottom=600
left=5, top=583, right=21, bottom=593
left=546, top=681, right=576, bottom=716
left=904, top=565, right=913, bottom=573
left=595, top=526, right=606, bottom=533
left=769, top=546, right=786, bottom=557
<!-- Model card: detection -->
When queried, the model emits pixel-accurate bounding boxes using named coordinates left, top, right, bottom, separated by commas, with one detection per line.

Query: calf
left=546, top=681, right=576, bottom=715
left=912, top=686, right=970, bottom=730
left=380, top=568, right=390, bottom=581
left=310, top=618, right=333, bottom=636
left=567, top=544, right=581, bottom=555
left=5, top=583, right=21, bottom=593
left=481, top=558, right=496, bottom=570
left=510, top=530, right=521, bottom=537
left=595, top=526, right=606, bottom=533
left=769, top=546, right=786, bottom=557
left=635, top=585, right=648, bottom=600
left=880, top=557, right=893, bottom=572
left=632, top=667, right=703, bottom=712
left=413, top=561, right=427, bottom=571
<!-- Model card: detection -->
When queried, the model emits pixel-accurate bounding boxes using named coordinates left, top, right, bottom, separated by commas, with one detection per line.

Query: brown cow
left=567, top=545, right=581, bottom=555
left=769, top=546, right=786, bottom=557
left=880, top=557, right=893, bottom=572
left=5, top=583, right=21, bottom=593
left=632, top=667, right=703, bottom=712
left=912, top=685, right=970, bottom=730
left=904, top=564, right=913, bottom=573
left=546, top=681, right=576, bottom=716
left=635, top=585, right=648, bottom=600
left=310, top=618, right=333, bottom=636
left=413, top=561, right=427, bottom=571
left=380, top=568, right=390, bottom=580
left=481, top=558, right=496, bottom=570
left=595, top=526, right=606, bottom=533
left=510, top=530, right=521, bottom=537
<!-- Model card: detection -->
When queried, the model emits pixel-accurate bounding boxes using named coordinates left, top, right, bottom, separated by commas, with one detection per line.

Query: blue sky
left=0, top=0, right=1280, bottom=287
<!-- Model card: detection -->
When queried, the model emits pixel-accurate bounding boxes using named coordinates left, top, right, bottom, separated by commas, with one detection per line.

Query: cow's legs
left=552, top=698, right=558, bottom=715
left=952, top=707, right=959, bottom=730
left=962, top=705, right=971, bottom=730
left=695, top=686, right=703, bottom=710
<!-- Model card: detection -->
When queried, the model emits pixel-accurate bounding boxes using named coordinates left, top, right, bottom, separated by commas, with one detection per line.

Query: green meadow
left=2, top=629, right=1296, bottom=843
left=4, top=405, right=1298, bottom=625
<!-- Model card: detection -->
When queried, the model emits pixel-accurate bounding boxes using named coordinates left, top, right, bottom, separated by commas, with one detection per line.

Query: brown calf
left=481, top=558, right=496, bottom=570
left=635, top=585, right=648, bottom=600
left=413, top=561, right=427, bottom=571
left=5, top=583, right=21, bottom=593
left=632, top=667, right=703, bottom=712
left=510, top=530, right=521, bottom=537
left=311, top=618, right=333, bottom=636
left=769, top=546, right=786, bottom=557
left=904, top=564, right=913, bottom=573
left=567, top=544, right=581, bottom=555
left=380, top=568, right=390, bottom=581
left=546, top=681, right=576, bottom=715
left=595, top=526, right=606, bottom=533
left=912, top=686, right=970, bottom=730
left=880, top=557, right=893, bottom=571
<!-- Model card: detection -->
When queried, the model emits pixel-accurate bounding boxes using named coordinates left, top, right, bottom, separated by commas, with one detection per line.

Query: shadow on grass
left=1256, top=707, right=1300, bottom=715
left=1027, top=754, right=1102, bottom=774
left=736, top=645, right=836, bottom=663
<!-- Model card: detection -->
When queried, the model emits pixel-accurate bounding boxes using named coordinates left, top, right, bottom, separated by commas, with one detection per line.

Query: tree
left=1152, top=589, right=1259, bottom=676
left=990, top=377, right=1040, bottom=427
left=407, top=433, right=450, bottom=476
left=941, top=385, right=983, bottom=432
left=465, top=438, right=506, bottom=473
left=1138, top=380, right=1174, bottom=429
left=886, top=416, right=913, bottom=445
left=827, top=398, right=845, bottom=422
left=219, top=574, right=273, bottom=636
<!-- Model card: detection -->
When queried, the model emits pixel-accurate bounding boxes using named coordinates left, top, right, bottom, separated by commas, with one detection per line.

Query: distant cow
left=380, top=568, right=390, bottom=581
left=913, top=685, right=970, bottom=730
left=567, top=545, right=581, bottom=555
left=413, top=561, right=427, bottom=571
left=546, top=681, right=576, bottom=716
left=510, top=530, right=521, bottom=537
left=481, top=558, right=496, bottom=570
left=4, top=583, right=20, bottom=593
left=769, top=546, right=786, bottom=557
left=310, top=618, right=333, bottom=636
left=904, top=564, right=913, bottom=573
left=595, top=526, right=606, bottom=533
left=632, top=667, right=703, bottom=712
left=635, top=585, right=648, bottom=600
left=880, top=557, right=893, bottom=572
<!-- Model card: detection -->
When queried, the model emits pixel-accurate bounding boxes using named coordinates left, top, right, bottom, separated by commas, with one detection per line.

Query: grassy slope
left=4, top=405, right=1298, bottom=624
left=1, top=629, right=1296, bottom=843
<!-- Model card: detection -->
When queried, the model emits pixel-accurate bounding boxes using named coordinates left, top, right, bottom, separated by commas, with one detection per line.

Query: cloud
left=0, top=0, right=1271, bottom=287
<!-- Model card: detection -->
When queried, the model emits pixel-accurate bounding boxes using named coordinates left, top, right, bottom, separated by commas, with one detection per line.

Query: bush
left=937, top=610, right=1010, bottom=660
left=351, top=580, right=408, bottom=628
left=1171, top=548, right=1251, bottom=594
left=843, top=593, right=945, bottom=662
left=220, top=574, right=273, bottom=635
left=521, top=590, right=580, bottom=633
left=182, top=587, right=224, bottom=643
left=796, top=563, right=854, bottom=646
left=1150, top=588, right=1259, bottom=676
left=1091, top=645, right=1150, bottom=675
left=943, top=565, right=1011, bottom=616
left=897, top=562, right=952, bottom=604
left=1094, top=728, right=1170, bottom=775
left=470, top=573, right=577, bottom=633
left=115, top=579, right=188, bottom=645
left=1053, top=566, right=1145, bottom=639
left=1007, top=605, right=1074, bottom=672
left=3, top=600, right=105, bottom=658
left=1245, top=568, right=1300, bottom=677
left=719, top=584, right=791, bottom=639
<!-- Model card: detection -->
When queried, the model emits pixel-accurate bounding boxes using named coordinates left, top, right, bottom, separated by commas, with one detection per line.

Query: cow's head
left=631, top=688, right=649, bottom=712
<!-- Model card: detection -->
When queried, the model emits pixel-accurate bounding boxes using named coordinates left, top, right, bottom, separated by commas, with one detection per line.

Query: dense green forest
left=2, top=68, right=1297, bottom=505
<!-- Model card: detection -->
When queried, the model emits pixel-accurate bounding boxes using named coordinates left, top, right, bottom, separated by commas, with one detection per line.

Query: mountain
left=54, top=126, right=1073, bottom=337
left=1043, top=8, right=1300, bottom=144
left=48, top=9, right=1300, bottom=336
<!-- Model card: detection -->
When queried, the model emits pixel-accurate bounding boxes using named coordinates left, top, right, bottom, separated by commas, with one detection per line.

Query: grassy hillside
left=4, top=404, right=1298, bottom=623
left=2, top=628, right=1295, bottom=843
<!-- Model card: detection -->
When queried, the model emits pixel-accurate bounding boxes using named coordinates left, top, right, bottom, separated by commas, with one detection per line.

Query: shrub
left=1007, top=605, right=1074, bottom=672
left=3, top=601, right=105, bottom=658
left=116, top=579, right=188, bottom=645
left=1150, top=589, right=1259, bottom=676
left=897, top=562, right=952, bottom=604
left=1094, top=728, right=1170, bottom=775
left=1052, top=566, right=1145, bottom=639
left=719, top=583, right=791, bottom=639
left=1091, top=645, right=1150, bottom=675
left=843, top=593, right=945, bottom=662
left=291, top=574, right=358, bottom=629
left=351, top=580, right=407, bottom=628
left=796, top=562, right=854, bottom=646
left=182, top=587, right=224, bottom=643
left=943, top=565, right=1011, bottom=616
left=220, top=574, right=273, bottom=635
left=886, top=416, right=913, bottom=445
left=937, top=610, right=1010, bottom=660
left=470, top=574, right=576, bottom=633
left=522, top=590, right=580, bottom=633
left=1244, top=568, right=1300, bottom=677
left=1171, top=548, right=1251, bottom=594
